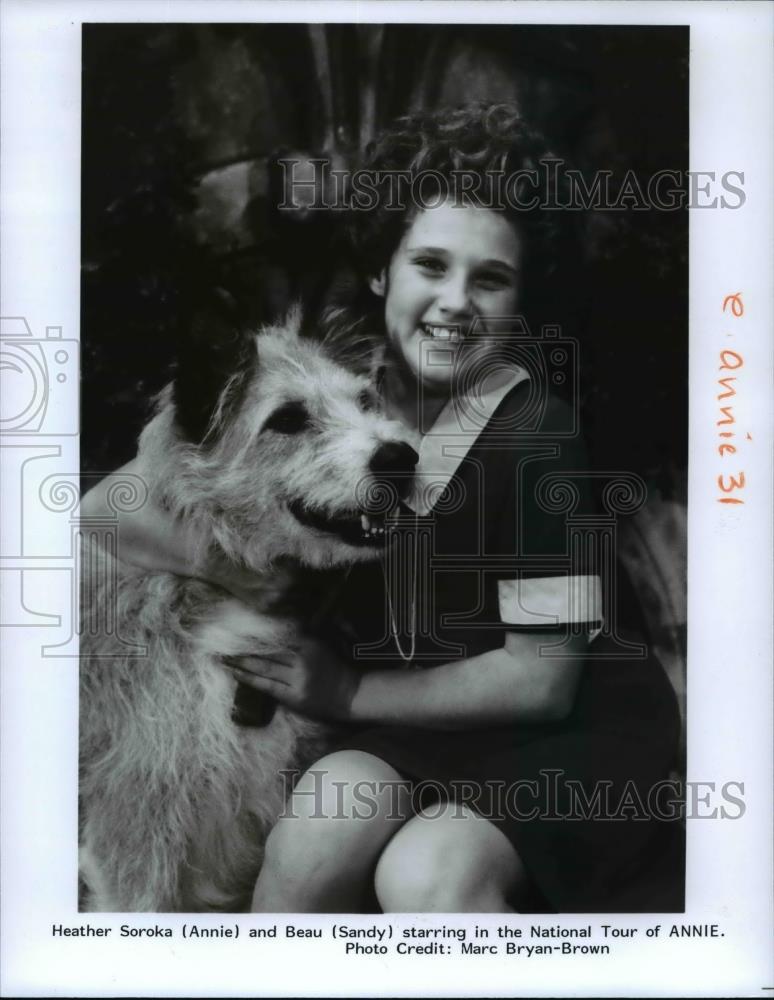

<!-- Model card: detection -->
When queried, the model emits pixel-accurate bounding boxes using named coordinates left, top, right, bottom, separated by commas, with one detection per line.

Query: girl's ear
left=368, top=270, right=386, bottom=297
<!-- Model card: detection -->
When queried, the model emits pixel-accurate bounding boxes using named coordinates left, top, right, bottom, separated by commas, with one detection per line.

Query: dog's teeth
left=359, top=512, right=389, bottom=538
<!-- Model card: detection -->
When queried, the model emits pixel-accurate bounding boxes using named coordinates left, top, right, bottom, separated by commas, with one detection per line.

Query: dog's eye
left=263, top=401, right=311, bottom=435
left=357, top=389, right=376, bottom=412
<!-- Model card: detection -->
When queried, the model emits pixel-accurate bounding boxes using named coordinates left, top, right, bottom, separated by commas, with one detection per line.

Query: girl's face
left=370, top=201, right=523, bottom=396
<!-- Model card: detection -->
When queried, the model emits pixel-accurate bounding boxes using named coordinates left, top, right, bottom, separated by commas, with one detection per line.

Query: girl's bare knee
left=263, top=750, right=409, bottom=883
left=285, top=750, right=408, bottom=824
left=285, top=750, right=407, bottom=820
left=375, top=844, right=518, bottom=912
left=375, top=807, right=526, bottom=912
left=374, top=839, right=446, bottom=912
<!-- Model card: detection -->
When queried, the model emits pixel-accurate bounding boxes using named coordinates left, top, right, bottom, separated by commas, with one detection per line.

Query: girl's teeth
left=423, top=325, right=460, bottom=342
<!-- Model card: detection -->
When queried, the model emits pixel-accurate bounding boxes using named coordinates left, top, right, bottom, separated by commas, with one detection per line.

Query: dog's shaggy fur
left=79, top=306, right=416, bottom=912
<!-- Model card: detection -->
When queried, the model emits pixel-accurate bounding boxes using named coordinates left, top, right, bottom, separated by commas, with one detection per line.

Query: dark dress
left=330, top=377, right=684, bottom=913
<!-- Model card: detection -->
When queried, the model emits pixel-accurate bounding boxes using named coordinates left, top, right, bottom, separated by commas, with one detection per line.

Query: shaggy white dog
left=79, top=307, right=417, bottom=912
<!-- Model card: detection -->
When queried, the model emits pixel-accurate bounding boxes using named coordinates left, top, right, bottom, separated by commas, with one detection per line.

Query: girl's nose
left=437, top=272, right=472, bottom=316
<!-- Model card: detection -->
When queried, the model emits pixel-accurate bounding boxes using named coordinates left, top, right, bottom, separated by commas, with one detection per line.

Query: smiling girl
left=83, top=104, right=682, bottom=914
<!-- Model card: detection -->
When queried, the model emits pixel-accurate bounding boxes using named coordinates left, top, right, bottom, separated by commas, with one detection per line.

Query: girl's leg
left=251, top=750, right=411, bottom=913
left=374, top=802, right=528, bottom=913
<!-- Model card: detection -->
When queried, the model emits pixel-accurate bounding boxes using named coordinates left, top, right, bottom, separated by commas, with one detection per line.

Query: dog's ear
left=277, top=301, right=303, bottom=338
left=173, top=288, right=256, bottom=445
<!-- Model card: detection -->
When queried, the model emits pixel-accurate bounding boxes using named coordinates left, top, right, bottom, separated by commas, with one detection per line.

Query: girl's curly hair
left=347, top=103, right=569, bottom=295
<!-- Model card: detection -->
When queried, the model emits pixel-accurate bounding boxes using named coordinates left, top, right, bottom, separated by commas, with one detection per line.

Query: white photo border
left=1, top=1, right=772, bottom=996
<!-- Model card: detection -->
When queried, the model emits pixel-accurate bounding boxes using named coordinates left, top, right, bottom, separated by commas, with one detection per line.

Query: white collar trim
left=404, top=366, right=530, bottom=515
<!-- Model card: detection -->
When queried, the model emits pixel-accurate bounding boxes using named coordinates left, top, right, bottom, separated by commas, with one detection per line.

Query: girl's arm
left=225, top=631, right=586, bottom=727
left=81, top=462, right=262, bottom=599
left=350, top=632, right=585, bottom=727
left=81, top=459, right=197, bottom=576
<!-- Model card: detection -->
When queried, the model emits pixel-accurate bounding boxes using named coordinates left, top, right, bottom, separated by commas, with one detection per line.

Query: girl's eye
left=262, top=401, right=311, bottom=435
left=476, top=271, right=512, bottom=290
left=414, top=257, right=445, bottom=274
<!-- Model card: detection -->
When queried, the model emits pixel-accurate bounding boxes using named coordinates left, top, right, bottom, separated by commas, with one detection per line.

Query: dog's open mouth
left=288, top=500, right=396, bottom=547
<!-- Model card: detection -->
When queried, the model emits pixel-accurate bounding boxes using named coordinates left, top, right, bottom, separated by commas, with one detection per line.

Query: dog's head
left=141, top=300, right=418, bottom=570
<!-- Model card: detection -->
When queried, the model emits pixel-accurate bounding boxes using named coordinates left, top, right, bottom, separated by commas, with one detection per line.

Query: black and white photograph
left=1, top=2, right=772, bottom=997
left=78, top=21, right=689, bottom=916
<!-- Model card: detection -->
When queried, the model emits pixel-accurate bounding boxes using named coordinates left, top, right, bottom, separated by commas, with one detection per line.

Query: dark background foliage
left=81, top=23, right=688, bottom=489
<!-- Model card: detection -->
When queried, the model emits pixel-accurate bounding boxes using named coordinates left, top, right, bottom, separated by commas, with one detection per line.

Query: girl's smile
left=370, top=201, right=523, bottom=397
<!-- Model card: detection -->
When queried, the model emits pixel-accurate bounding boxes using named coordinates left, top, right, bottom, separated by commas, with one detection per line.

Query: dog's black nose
left=369, top=442, right=419, bottom=501
left=369, top=441, right=419, bottom=478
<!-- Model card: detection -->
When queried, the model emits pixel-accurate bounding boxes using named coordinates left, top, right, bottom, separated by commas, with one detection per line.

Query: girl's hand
left=202, top=550, right=282, bottom=605
left=223, top=638, right=361, bottom=722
